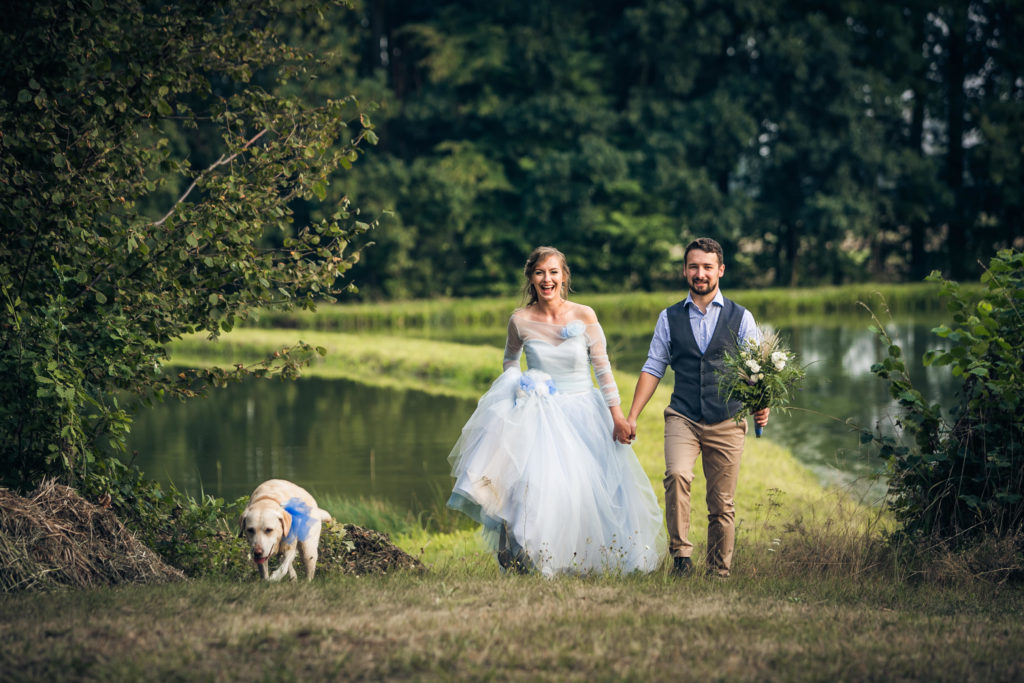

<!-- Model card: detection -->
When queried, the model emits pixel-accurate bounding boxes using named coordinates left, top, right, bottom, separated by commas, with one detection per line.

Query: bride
left=447, top=246, right=666, bottom=576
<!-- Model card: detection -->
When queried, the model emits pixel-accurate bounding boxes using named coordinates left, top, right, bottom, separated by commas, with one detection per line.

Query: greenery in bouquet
left=720, top=328, right=806, bottom=430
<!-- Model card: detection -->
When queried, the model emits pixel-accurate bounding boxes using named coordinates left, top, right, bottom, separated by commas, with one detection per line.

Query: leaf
left=312, top=180, right=327, bottom=201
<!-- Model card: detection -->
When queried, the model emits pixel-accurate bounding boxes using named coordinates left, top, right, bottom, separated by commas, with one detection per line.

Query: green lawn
left=4, top=320, right=1016, bottom=680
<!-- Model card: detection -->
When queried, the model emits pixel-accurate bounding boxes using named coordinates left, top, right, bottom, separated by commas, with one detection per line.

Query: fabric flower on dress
left=516, top=369, right=557, bottom=403
left=560, top=320, right=586, bottom=339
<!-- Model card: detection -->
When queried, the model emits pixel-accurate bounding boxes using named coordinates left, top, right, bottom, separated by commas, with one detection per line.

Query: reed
left=240, top=281, right=975, bottom=336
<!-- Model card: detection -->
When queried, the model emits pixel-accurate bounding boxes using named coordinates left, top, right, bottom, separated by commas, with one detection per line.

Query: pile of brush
left=0, top=480, right=185, bottom=592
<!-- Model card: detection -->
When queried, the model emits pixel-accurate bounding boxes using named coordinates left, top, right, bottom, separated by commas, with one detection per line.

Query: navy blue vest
left=667, top=297, right=745, bottom=423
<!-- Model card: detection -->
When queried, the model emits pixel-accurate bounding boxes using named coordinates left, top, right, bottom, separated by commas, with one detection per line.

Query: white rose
left=745, top=359, right=761, bottom=373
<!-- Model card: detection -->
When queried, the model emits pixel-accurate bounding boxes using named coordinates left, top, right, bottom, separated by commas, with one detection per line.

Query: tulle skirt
left=448, top=368, right=666, bottom=576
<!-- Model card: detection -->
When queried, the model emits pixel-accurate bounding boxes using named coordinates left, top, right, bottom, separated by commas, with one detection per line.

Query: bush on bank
left=867, top=249, right=1024, bottom=561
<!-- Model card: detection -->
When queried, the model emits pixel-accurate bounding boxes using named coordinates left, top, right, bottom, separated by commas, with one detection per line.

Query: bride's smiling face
left=530, top=255, right=565, bottom=304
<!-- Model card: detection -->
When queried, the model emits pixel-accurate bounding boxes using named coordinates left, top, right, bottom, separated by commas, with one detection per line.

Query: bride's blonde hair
left=521, top=246, right=571, bottom=305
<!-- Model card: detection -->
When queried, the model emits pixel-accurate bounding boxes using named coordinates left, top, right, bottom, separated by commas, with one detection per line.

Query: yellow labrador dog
left=240, top=479, right=332, bottom=581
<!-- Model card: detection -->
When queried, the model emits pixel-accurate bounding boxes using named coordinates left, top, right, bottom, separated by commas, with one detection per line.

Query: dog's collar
left=250, top=495, right=280, bottom=505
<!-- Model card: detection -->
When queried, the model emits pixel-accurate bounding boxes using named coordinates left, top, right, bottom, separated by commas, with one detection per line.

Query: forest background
left=253, top=0, right=1024, bottom=298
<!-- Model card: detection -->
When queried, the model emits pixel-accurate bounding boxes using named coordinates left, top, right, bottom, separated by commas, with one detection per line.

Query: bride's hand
left=612, top=416, right=633, bottom=444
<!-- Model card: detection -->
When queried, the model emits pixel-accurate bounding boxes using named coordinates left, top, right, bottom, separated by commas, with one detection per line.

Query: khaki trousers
left=663, top=406, right=747, bottom=576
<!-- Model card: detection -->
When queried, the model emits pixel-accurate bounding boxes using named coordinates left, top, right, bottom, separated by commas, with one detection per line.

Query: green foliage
left=867, top=249, right=1024, bottom=540
left=323, top=0, right=1024, bottom=297
left=1, top=1, right=377, bottom=490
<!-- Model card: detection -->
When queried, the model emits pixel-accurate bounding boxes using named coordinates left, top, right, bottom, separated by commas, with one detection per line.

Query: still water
left=126, top=320, right=957, bottom=509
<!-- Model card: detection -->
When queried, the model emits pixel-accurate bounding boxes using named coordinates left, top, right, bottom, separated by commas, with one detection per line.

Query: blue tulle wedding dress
left=447, top=312, right=666, bottom=576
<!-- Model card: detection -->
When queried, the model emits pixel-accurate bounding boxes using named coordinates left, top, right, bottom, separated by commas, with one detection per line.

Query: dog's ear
left=238, top=512, right=246, bottom=539
left=280, top=509, right=292, bottom=540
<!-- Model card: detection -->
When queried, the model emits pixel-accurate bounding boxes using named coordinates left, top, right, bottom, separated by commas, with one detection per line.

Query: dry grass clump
left=0, top=480, right=185, bottom=592
left=901, top=532, right=1024, bottom=585
left=763, top=511, right=890, bottom=579
left=745, top=488, right=1024, bottom=586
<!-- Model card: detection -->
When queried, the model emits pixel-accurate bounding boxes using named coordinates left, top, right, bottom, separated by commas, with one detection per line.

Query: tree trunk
left=908, top=3, right=929, bottom=282
left=945, top=3, right=969, bottom=280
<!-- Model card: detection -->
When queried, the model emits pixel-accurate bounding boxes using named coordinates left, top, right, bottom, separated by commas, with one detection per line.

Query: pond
left=125, top=318, right=958, bottom=510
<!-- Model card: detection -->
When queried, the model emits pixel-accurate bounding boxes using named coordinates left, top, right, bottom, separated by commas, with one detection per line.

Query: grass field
left=3, top=549, right=1022, bottom=681
left=3, top=287, right=1019, bottom=681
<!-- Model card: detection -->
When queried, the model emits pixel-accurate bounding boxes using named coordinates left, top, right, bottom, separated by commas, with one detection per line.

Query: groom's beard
left=688, top=279, right=717, bottom=296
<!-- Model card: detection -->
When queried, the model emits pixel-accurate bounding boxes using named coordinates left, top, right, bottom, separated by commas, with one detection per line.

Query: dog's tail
left=317, top=508, right=332, bottom=523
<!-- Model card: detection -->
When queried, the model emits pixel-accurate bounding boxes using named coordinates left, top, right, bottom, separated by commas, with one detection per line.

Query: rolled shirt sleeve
left=640, top=309, right=671, bottom=379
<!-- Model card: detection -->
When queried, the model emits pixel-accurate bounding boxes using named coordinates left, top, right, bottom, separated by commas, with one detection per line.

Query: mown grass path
left=2, top=570, right=1022, bottom=681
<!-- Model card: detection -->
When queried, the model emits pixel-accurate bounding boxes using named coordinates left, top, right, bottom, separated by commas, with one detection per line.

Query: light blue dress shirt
left=640, top=291, right=759, bottom=379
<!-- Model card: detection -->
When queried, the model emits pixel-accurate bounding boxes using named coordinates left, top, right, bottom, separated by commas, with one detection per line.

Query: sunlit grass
left=170, top=326, right=887, bottom=576
left=239, top=281, right=976, bottom=339
left=170, top=328, right=498, bottom=399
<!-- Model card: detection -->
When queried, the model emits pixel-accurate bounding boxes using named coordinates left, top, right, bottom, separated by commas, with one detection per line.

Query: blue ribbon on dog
left=283, top=498, right=315, bottom=544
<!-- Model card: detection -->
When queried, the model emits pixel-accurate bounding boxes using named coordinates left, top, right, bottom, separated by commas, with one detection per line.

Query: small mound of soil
left=0, top=481, right=185, bottom=592
left=318, top=522, right=424, bottom=576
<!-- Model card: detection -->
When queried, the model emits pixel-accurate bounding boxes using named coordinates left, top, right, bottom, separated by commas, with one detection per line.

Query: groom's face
left=685, top=249, right=724, bottom=296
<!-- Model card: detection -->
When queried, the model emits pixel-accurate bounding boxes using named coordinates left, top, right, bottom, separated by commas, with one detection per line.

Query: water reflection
left=126, top=320, right=958, bottom=510
left=609, top=321, right=957, bottom=496
left=126, top=377, right=473, bottom=509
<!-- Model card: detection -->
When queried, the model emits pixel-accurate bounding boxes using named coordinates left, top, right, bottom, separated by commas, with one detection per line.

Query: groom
left=621, top=237, right=768, bottom=578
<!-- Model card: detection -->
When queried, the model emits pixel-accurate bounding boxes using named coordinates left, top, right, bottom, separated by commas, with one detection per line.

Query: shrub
left=1, top=0, right=375, bottom=492
left=867, top=249, right=1024, bottom=542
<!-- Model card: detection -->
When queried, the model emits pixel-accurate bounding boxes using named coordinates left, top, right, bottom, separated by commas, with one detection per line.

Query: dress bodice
left=502, top=311, right=620, bottom=406
left=523, top=333, right=593, bottom=394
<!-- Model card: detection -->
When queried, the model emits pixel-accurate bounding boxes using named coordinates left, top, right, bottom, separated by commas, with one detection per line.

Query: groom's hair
left=684, top=237, right=724, bottom=266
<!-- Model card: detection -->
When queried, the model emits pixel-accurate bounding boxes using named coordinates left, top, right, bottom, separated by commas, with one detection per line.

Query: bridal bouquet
left=720, top=327, right=805, bottom=437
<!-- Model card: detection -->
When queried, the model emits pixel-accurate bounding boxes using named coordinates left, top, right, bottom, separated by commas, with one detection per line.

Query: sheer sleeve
left=585, top=321, right=621, bottom=407
left=502, top=315, right=523, bottom=371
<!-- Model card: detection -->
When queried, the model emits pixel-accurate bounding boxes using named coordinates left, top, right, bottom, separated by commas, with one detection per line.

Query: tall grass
left=240, top=281, right=975, bottom=336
